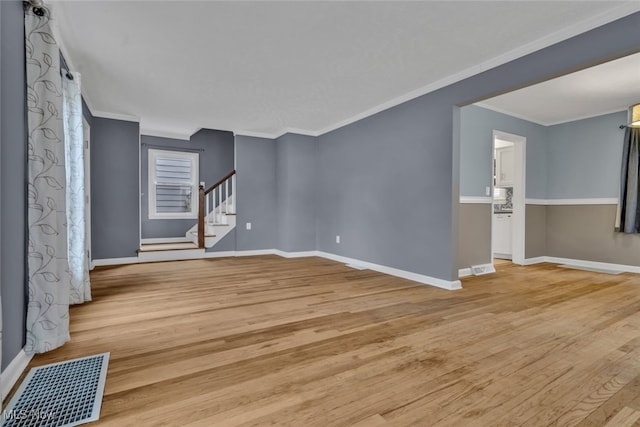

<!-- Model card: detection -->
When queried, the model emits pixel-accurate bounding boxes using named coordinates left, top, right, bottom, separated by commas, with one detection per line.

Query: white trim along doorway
left=491, top=130, right=526, bottom=265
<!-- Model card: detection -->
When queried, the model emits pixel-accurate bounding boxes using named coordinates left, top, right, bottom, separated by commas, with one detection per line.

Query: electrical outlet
left=336, top=235, right=340, bottom=244
left=246, top=222, right=252, bottom=230
left=485, top=186, right=491, bottom=196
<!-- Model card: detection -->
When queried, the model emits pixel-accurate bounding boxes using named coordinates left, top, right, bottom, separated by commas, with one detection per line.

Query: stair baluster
left=196, top=170, right=236, bottom=248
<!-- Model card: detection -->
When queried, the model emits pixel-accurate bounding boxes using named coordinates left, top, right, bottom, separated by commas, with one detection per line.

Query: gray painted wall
left=547, top=111, right=626, bottom=199
left=91, top=118, right=140, bottom=259
left=276, top=133, right=317, bottom=252
left=458, top=204, right=491, bottom=269
left=140, top=130, right=234, bottom=239
left=460, top=105, right=548, bottom=199
left=317, top=97, right=456, bottom=280
left=547, top=204, right=640, bottom=266
left=1, top=6, right=638, bottom=369
left=316, top=11, right=640, bottom=281
left=235, top=136, right=277, bottom=251
left=1, top=0, right=26, bottom=371
left=525, top=204, right=547, bottom=259
left=0, top=0, right=2, bottom=374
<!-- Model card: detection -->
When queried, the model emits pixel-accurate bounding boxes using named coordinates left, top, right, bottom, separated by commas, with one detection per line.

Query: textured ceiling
left=49, top=1, right=640, bottom=139
left=479, top=52, right=640, bottom=126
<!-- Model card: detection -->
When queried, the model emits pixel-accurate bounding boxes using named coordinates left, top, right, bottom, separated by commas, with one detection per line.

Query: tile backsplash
left=494, top=187, right=513, bottom=212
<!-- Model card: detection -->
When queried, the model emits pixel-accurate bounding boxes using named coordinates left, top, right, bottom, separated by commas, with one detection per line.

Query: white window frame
left=148, top=149, right=199, bottom=219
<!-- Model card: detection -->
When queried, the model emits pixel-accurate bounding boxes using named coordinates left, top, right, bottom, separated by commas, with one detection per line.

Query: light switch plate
left=246, top=222, right=252, bottom=230
left=336, top=235, right=340, bottom=244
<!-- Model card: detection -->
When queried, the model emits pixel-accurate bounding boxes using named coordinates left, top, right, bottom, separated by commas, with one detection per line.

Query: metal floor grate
left=2, top=353, right=109, bottom=427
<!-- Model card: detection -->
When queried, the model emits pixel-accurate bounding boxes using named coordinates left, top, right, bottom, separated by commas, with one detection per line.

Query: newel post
left=198, top=184, right=205, bottom=248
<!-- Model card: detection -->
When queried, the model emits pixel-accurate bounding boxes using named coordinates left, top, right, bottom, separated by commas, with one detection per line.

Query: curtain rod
left=59, top=56, right=74, bottom=81
left=24, top=0, right=47, bottom=17
left=141, top=143, right=204, bottom=153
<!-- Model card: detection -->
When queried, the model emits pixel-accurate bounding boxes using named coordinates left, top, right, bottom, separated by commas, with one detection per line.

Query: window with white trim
left=148, top=149, right=199, bottom=219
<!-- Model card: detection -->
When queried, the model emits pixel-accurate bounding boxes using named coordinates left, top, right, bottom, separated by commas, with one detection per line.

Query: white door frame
left=492, top=130, right=526, bottom=265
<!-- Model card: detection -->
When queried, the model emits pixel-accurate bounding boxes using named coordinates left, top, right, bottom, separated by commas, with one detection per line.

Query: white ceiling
left=479, top=52, right=640, bottom=126
left=49, top=1, right=640, bottom=139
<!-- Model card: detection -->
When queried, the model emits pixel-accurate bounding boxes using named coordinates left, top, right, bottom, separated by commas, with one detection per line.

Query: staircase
left=138, top=170, right=236, bottom=261
left=187, top=170, right=236, bottom=249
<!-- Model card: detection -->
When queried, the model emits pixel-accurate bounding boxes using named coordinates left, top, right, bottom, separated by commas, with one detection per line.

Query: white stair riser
left=187, top=199, right=236, bottom=248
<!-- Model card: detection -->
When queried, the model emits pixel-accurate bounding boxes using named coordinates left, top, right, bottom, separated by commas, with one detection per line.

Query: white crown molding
left=477, top=102, right=628, bottom=127
left=92, top=110, right=140, bottom=123
left=460, top=196, right=493, bottom=204
left=546, top=198, right=619, bottom=205
left=233, top=130, right=281, bottom=140
left=314, top=3, right=640, bottom=137
left=281, top=128, right=320, bottom=138
left=525, top=198, right=618, bottom=205
left=1, top=349, right=33, bottom=404
left=475, top=102, right=545, bottom=125
left=57, top=3, right=640, bottom=139
left=525, top=199, right=548, bottom=205
left=543, top=108, right=629, bottom=127
left=234, top=127, right=321, bottom=140
left=140, top=128, right=192, bottom=141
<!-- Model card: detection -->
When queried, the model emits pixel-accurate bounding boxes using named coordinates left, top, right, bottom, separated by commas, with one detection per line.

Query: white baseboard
left=523, top=256, right=640, bottom=273
left=315, top=251, right=462, bottom=290
left=458, top=263, right=495, bottom=278
left=91, top=249, right=461, bottom=290
left=203, top=250, right=239, bottom=258
left=1, top=349, right=33, bottom=404
left=524, top=256, right=547, bottom=265
left=233, top=249, right=278, bottom=257
left=141, top=237, right=191, bottom=244
left=91, top=256, right=140, bottom=268
left=546, top=256, right=640, bottom=274
left=205, top=249, right=287, bottom=258
left=137, top=249, right=205, bottom=263
left=273, top=250, right=317, bottom=258
left=458, top=268, right=472, bottom=278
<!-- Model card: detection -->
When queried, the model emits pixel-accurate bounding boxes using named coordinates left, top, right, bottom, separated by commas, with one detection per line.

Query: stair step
left=138, top=242, right=199, bottom=252
left=190, top=231, right=217, bottom=237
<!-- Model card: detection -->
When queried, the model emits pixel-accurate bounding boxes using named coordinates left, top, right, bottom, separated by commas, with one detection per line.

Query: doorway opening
left=491, top=130, right=526, bottom=265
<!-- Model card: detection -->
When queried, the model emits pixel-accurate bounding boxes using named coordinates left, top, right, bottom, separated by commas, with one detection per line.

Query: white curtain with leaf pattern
left=25, top=8, right=71, bottom=354
left=63, top=72, right=91, bottom=304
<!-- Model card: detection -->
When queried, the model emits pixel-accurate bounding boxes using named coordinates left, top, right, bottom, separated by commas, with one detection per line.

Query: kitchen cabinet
left=493, top=213, right=512, bottom=258
left=495, top=146, right=514, bottom=187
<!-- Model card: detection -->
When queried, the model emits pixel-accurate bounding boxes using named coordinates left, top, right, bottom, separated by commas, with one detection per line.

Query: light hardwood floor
left=14, top=256, right=640, bottom=426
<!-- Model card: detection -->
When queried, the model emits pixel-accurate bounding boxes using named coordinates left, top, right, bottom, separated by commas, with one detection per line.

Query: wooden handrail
left=197, top=184, right=205, bottom=248
left=204, top=169, right=236, bottom=195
